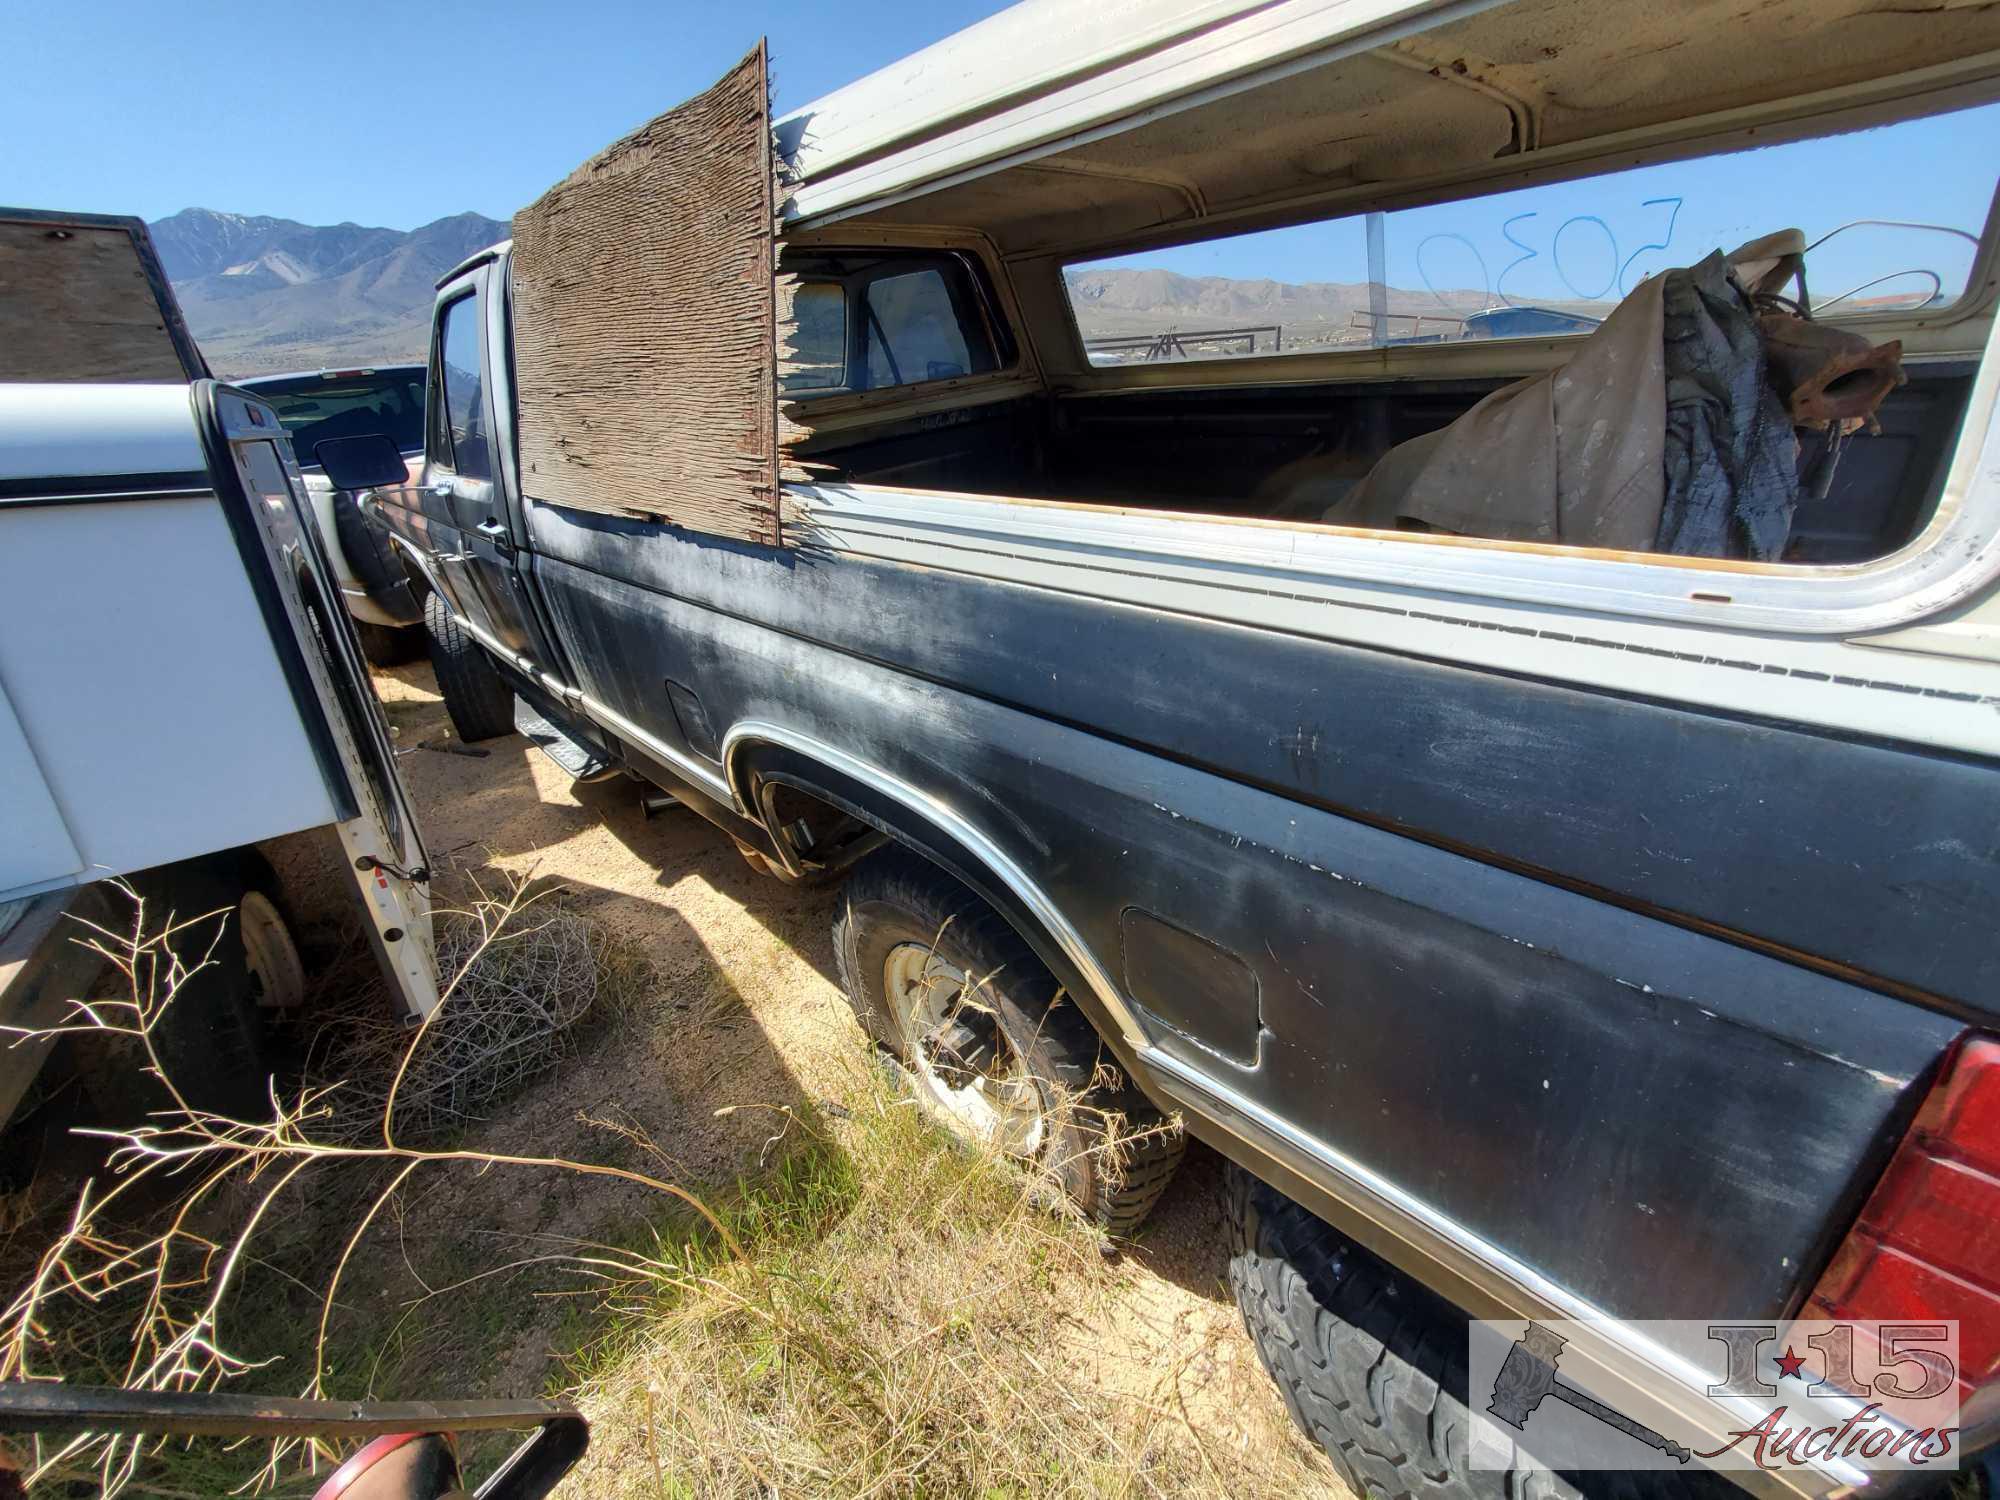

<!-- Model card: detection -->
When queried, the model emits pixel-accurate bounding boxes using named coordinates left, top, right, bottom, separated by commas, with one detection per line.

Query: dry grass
left=559, top=1069, right=1327, bottom=1499
left=0, top=875, right=718, bottom=1496
left=1, top=877, right=1327, bottom=1498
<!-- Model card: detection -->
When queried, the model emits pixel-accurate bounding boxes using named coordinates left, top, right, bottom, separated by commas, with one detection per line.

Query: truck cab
left=240, top=365, right=431, bottom=664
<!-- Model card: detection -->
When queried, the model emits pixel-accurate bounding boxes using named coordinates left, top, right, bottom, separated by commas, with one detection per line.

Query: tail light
left=1803, top=1035, right=2000, bottom=1396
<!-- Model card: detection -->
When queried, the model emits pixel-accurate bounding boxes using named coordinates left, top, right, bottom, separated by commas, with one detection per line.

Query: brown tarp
left=1326, top=275, right=1669, bottom=548
left=510, top=43, right=779, bottom=542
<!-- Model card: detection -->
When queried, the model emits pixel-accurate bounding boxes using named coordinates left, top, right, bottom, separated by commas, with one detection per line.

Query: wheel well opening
left=748, top=774, right=889, bottom=877
left=726, top=738, right=1149, bottom=1078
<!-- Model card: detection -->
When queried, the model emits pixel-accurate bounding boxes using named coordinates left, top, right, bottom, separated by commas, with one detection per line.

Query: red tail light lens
left=1803, top=1036, right=2000, bottom=1392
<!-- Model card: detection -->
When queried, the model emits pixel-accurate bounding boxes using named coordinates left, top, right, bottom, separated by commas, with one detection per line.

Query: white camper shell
left=0, top=210, right=438, bottom=1128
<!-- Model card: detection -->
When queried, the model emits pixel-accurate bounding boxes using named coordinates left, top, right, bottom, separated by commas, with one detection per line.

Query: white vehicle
left=0, top=209, right=437, bottom=1147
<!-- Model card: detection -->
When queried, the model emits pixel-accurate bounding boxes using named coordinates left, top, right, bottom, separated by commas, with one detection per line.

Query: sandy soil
left=368, top=661, right=1337, bottom=1488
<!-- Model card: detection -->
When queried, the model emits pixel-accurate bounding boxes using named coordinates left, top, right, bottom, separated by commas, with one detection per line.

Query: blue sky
left=1083, top=103, right=2000, bottom=311
left=2, top=0, right=1014, bottom=229
left=8, top=0, right=1995, bottom=306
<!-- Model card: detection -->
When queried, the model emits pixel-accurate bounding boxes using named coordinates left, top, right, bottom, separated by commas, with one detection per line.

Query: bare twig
left=0, top=871, right=727, bottom=1497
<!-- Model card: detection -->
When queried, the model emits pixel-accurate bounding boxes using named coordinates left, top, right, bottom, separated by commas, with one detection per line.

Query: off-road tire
left=1225, top=1165, right=1731, bottom=1500
left=423, top=591, right=514, bottom=742
left=116, top=854, right=283, bottom=1121
left=833, top=846, right=1183, bottom=1233
left=355, top=620, right=422, bottom=668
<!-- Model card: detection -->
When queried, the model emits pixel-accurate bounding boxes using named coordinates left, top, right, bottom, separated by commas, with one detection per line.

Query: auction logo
left=1469, top=1320, right=1960, bottom=1474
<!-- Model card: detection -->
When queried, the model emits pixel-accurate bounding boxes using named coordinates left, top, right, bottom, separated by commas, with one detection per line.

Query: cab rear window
left=248, top=370, right=426, bottom=467
left=781, top=252, right=1007, bottom=395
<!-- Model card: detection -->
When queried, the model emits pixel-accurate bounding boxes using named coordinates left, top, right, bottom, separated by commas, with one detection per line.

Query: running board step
left=514, top=699, right=612, bottom=781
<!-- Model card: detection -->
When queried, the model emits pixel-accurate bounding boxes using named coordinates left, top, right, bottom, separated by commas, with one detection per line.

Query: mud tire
left=423, top=591, right=514, bottom=742
left=1225, top=1164, right=1734, bottom=1500
left=834, top=846, right=1183, bottom=1233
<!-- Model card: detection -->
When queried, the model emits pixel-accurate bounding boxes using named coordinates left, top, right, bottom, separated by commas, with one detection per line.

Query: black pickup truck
left=350, top=2, right=2000, bottom=1493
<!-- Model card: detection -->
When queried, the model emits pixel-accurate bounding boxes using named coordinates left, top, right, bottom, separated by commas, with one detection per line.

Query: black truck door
left=421, top=263, right=551, bottom=664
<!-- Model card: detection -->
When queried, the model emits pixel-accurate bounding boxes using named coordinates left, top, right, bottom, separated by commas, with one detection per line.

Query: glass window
left=781, top=281, right=849, bottom=392
left=863, top=269, right=976, bottom=387
left=1064, top=100, right=2000, bottom=367
left=780, top=253, right=1003, bottom=396
left=248, top=369, right=427, bottom=469
left=436, top=294, right=491, bottom=478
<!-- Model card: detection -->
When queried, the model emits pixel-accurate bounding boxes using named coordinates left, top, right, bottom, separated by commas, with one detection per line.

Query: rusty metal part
left=1758, top=312, right=1905, bottom=429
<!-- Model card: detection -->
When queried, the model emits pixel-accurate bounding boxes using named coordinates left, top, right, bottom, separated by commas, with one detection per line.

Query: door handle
left=425, top=482, right=453, bottom=500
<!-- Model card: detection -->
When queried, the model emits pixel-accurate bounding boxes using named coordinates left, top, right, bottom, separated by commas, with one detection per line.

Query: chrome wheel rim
left=882, top=941, right=1045, bottom=1157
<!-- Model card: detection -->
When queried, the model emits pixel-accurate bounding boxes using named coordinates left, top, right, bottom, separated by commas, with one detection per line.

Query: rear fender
left=723, top=725, right=1156, bottom=1086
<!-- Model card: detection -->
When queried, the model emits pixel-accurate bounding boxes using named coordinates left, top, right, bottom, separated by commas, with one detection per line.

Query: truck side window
left=437, top=295, right=491, bottom=480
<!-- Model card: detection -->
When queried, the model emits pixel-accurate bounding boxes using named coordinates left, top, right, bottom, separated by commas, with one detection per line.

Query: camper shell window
left=791, top=98, right=1999, bottom=574
left=1062, top=103, right=2000, bottom=368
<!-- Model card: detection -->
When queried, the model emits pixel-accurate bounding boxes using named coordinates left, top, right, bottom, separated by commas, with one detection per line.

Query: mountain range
left=1063, top=266, right=1609, bottom=354
left=152, top=208, right=1612, bottom=377
left=151, top=208, right=509, bottom=377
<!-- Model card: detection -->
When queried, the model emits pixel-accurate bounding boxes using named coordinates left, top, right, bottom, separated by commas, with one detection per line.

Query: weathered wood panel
left=511, top=44, right=779, bottom=542
left=0, top=215, right=203, bottom=383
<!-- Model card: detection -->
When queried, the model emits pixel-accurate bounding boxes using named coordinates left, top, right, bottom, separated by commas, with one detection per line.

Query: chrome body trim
left=1144, top=1048, right=1888, bottom=1500
left=574, top=685, right=733, bottom=804
left=1144, top=1044, right=1869, bottom=1498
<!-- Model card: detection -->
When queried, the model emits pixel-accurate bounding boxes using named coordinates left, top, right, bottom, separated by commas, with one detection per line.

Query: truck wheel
left=832, top=847, right=1183, bottom=1234
left=423, top=591, right=514, bottom=742
left=121, top=855, right=287, bottom=1121
left=355, top=620, right=422, bottom=668
left=1224, top=1165, right=1731, bottom=1500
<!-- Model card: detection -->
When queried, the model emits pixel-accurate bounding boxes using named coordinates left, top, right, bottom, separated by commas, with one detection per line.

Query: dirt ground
left=366, top=660, right=1339, bottom=1493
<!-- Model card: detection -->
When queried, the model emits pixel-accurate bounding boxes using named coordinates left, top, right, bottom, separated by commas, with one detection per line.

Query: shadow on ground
left=375, top=656, right=1242, bottom=1309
